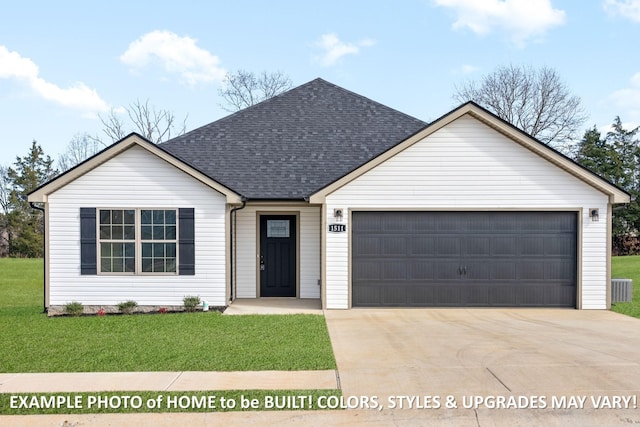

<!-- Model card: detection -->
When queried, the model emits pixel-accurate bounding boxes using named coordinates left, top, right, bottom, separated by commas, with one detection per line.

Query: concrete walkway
left=223, top=298, right=323, bottom=315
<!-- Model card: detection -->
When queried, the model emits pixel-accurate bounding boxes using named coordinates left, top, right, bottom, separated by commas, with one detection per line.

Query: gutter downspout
left=29, top=202, right=47, bottom=314
left=229, top=199, right=247, bottom=303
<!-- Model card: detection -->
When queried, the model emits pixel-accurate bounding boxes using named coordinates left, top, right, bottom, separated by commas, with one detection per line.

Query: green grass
left=611, top=255, right=640, bottom=318
left=0, top=390, right=343, bottom=415
left=0, top=258, right=336, bottom=373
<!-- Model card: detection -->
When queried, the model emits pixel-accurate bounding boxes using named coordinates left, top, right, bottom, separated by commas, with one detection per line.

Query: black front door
left=260, top=215, right=296, bottom=297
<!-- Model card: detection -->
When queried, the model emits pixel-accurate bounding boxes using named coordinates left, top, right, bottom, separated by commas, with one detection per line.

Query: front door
left=260, top=215, right=296, bottom=297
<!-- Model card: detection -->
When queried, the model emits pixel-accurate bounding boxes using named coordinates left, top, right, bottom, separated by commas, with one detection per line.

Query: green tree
left=576, top=119, right=640, bottom=253
left=575, top=126, right=620, bottom=185
left=6, top=141, right=58, bottom=257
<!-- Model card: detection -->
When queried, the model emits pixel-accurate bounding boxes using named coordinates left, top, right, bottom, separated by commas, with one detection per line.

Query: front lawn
left=611, top=255, right=640, bottom=318
left=0, top=258, right=336, bottom=373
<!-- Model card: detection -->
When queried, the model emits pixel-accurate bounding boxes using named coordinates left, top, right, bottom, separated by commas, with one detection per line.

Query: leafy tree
left=6, top=141, right=58, bottom=257
left=454, top=64, right=587, bottom=151
left=576, top=118, right=640, bottom=253
left=218, top=70, right=293, bottom=112
left=575, top=126, right=620, bottom=185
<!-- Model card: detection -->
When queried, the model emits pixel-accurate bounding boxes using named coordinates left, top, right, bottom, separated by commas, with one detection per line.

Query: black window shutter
left=179, top=208, right=195, bottom=275
left=80, top=208, right=97, bottom=275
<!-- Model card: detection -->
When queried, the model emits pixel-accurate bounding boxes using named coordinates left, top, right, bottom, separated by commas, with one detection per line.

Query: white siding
left=325, top=115, right=609, bottom=309
left=235, top=205, right=321, bottom=299
left=48, top=146, right=228, bottom=306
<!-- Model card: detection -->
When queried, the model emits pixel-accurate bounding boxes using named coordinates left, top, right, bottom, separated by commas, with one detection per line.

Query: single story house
left=28, top=78, right=629, bottom=313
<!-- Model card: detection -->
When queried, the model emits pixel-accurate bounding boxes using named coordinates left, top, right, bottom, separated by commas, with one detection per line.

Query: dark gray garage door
left=352, top=211, right=577, bottom=307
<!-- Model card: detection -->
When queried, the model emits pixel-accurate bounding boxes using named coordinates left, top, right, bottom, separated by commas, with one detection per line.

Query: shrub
left=183, top=295, right=201, bottom=312
left=158, top=307, right=168, bottom=314
left=97, top=308, right=106, bottom=316
left=117, top=300, right=138, bottom=315
left=64, top=301, right=84, bottom=317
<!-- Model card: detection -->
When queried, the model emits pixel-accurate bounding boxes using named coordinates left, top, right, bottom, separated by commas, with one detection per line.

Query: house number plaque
left=328, top=224, right=347, bottom=233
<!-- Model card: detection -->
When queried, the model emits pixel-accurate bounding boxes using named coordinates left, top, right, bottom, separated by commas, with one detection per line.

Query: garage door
left=352, top=211, right=577, bottom=307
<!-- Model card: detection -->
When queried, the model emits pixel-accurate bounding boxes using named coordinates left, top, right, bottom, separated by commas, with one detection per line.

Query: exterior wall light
left=589, top=208, right=599, bottom=222
left=334, top=208, right=344, bottom=222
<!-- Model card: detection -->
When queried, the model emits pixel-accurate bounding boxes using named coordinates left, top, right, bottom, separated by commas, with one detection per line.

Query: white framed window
left=97, top=208, right=178, bottom=275
left=140, top=209, right=177, bottom=273
left=99, top=209, right=136, bottom=273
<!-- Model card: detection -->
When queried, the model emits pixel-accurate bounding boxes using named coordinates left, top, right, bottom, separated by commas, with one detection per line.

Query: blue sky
left=1, top=0, right=639, bottom=166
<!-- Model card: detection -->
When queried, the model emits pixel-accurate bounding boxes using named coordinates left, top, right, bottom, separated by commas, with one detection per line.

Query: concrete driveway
left=324, top=308, right=640, bottom=425
left=5, top=309, right=640, bottom=427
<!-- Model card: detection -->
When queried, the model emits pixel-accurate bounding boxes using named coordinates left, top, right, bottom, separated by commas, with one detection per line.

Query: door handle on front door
left=260, top=255, right=265, bottom=271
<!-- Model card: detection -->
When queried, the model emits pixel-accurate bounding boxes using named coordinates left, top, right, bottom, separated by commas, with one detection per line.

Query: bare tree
left=0, top=165, right=9, bottom=256
left=0, top=165, right=9, bottom=216
left=218, top=70, right=293, bottom=112
left=57, top=133, right=104, bottom=171
left=94, top=99, right=188, bottom=145
left=454, top=65, right=587, bottom=150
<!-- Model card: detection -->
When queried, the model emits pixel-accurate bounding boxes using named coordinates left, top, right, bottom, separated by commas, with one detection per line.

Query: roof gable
left=28, top=133, right=242, bottom=203
left=310, top=102, right=630, bottom=204
left=160, top=78, right=427, bottom=200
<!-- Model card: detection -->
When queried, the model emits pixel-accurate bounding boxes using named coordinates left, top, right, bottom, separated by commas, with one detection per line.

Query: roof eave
left=309, top=103, right=630, bottom=204
left=27, top=133, right=242, bottom=204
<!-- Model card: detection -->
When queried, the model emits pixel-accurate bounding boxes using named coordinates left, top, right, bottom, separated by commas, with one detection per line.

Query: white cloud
left=314, top=33, right=375, bottom=67
left=0, top=45, right=109, bottom=113
left=610, top=72, right=640, bottom=125
left=604, top=0, right=640, bottom=22
left=432, top=0, right=566, bottom=47
left=453, top=64, right=479, bottom=74
left=120, top=30, right=226, bottom=85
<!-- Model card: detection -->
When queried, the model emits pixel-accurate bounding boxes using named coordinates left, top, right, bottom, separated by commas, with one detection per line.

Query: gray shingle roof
left=160, top=78, right=427, bottom=200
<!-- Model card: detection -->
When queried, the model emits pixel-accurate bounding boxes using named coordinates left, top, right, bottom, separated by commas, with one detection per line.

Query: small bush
left=64, top=301, right=84, bottom=317
left=117, top=300, right=138, bottom=315
left=183, top=295, right=201, bottom=312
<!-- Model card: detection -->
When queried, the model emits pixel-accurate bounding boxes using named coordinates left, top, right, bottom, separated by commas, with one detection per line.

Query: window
left=141, top=209, right=177, bottom=273
left=97, top=209, right=178, bottom=274
left=99, top=209, right=135, bottom=273
left=267, top=219, right=290, bottom=238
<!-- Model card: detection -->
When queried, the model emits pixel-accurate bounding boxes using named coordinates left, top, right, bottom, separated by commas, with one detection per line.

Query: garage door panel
left=464, top=261, right=492, bottom=280
left=493, top=261, right=517, bottom=280
left=406, top=286, right=433, bottom=306
left=465, top=237, right=492, bottom=256
left=382, top=260, right=407, bottom=280
left=410, top=261, right=434, bottom=280
left=521, top=237, right=545, bottom=255
left=353, top=236, right=381, bottom=256
left=545, top=236, right=575, bottom=256
left=492, top=237, right=518, bottom=255
left=434, top=237, right=460, bottom=255
left=519, top=260, right=547, bottom=281
left=410, top=236, right=436, bottom=256
left=544, top=260, right=574, bottom=281
left=353, top=260, right=381, bottom=281
left=352, top=211, right=577, bottom=308
left=435, top=261, right=464, bottom=280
